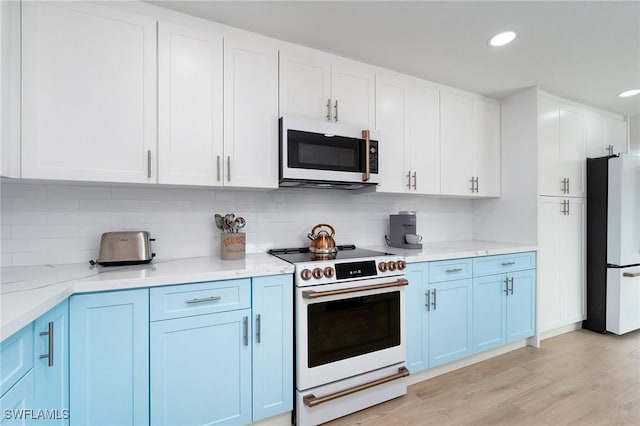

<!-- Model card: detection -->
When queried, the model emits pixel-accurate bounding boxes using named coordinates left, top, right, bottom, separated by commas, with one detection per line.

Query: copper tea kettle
left=307, top=223, right=337, bottom=254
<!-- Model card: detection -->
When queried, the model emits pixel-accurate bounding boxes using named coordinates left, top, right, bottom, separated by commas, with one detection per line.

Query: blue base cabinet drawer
left=473, top=252, right=536, bottom=277
left=150, top=279, right=251, bottom=321
left=429, top=258, right=473, bottom=283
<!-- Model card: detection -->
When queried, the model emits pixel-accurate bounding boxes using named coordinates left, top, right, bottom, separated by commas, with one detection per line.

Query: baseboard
left=250, top=412, right=291, bottom=426
left=540, top=322, right=582, bottom=340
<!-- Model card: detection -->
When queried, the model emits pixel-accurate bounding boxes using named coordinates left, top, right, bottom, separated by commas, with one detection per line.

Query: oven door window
left=307, top=291, right=400, bottom=368
left=288, top=130, right=364, bottom=172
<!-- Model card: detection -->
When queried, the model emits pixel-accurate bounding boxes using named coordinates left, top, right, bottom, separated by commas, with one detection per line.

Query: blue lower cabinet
left=34, top=301, right=69, bottom=426
left=150, top=309, right=252, bottom=426
left=507, top=269, right=536, bottom=343
left=473, top=269, right=536, bottom=353
left=428, top=279, right=473, bottom=367
left=252, top=275, right=293, bottom=422
left=69, top=289, right=149, bottom=426
left=406, top=263, right=429, bottom=373
left=0, top=370, right=35, bottom=426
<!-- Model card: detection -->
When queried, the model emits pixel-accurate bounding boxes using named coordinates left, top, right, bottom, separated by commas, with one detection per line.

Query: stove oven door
left=296, top=276, right=406, bottom=391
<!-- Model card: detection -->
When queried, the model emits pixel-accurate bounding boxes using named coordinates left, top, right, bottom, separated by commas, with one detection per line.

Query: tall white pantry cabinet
left=536, top=92, right=627, bottom=335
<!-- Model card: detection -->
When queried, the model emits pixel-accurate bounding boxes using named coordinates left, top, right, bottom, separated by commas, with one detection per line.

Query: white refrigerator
left=585, top=153, right=640, bottom=335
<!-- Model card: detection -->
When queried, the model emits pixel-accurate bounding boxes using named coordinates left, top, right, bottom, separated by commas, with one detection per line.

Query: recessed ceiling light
left=617, top=89, right=640, bottom=98
left=488, top=31, right=517, bottom=47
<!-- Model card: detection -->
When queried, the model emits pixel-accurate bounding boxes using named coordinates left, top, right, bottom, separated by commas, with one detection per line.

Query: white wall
left=473, top=87, right=538, bottom=245
left=630, top=114, right=640, bottom=154
left=0, top=180, right=473, bottom=267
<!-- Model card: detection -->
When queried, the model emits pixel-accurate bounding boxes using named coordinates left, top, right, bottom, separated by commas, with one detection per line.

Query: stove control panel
left=296, top=256, right=405, bottom=286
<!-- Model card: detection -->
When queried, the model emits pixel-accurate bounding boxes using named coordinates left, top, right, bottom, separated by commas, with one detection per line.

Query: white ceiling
left=147, top=0, right=640, bottom=116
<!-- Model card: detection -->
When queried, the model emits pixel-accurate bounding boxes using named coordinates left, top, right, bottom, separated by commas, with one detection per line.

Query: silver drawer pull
left=502, top=262, right=516, bottom=266
left=185, top=296, right=221, bottom=305
left=39, top=321, right=54, bottom=367
left=446, top=268, right=463, bottom=273
left=623, top=272, right=640, bottom=278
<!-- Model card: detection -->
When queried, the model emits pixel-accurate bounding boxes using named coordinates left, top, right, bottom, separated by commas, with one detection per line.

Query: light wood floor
left=325, top=330, right=640, bottom=425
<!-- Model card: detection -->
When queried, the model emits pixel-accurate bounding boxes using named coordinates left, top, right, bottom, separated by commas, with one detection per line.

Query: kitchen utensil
left=214, top=214, right=224, bottom=231
left=233, top=217, right=246, bottom=232
left=96, top=231, right=155, bottom=266
left=307, top=223, right=337, bottom=254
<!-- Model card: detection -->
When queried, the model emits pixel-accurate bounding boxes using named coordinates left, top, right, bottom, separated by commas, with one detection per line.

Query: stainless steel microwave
left=279, top=116, right=380, bottom=189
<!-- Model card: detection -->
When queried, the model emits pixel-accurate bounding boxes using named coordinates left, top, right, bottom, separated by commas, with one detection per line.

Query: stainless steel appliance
left=387, top=212, right=423, bottom=249
left=279, top=116, right=380, bottom=189
left=269, top=245, right=409, bottom=425
left=584, top=153, right=640, bottom=334
left=96, top=231, right=155, bottom=266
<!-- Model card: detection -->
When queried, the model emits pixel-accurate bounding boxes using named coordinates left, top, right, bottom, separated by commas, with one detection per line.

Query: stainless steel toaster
left=97, top=231, right=155, bottom=266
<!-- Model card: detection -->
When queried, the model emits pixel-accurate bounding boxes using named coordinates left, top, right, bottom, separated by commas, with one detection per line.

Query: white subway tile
left=1, top=252, right=13, bottom=267
left=0, top=182, right=47, bottom=198
left=2, top=212, right=48, bottom=225
left=12, top=225, right=79, bottom=239
left=2, top=239, right=48, bottom=253
left=47, top=184, right=111, bottom=200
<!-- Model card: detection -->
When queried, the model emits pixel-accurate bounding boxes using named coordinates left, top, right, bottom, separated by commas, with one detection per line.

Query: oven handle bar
left=302, top=278, right=408, bottom=299
left=303, top=366, right=410, bottom=407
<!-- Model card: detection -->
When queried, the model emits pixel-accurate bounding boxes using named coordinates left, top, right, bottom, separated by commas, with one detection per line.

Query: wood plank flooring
left=325, top=330, right=640, bottom=425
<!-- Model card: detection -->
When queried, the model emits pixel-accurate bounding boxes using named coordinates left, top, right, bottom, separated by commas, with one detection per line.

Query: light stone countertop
left=0, top=254, right=294, bottom=341
left=1, top=240, right=536, bottom=342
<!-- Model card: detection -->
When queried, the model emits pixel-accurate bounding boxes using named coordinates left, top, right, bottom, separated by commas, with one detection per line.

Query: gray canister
left=220, top=232, right=246, bottom=260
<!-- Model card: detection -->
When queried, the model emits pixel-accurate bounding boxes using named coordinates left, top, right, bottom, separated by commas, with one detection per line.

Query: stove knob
left=378, top=262, right=388, bottom=272
left=323, top=267, right=335, bottom=279
left=312, top=268, right=324, bottom=280
left=300, top=269, right=312, bottom=281
left=388, top=261, right=397, bottom=271
left=397, top=260, right=406, bottom=270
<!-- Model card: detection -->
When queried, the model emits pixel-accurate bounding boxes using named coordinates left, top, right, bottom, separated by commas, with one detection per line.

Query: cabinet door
left=472, top=274, right=506, bottom=353
left=473, top=99, right=501, bottom=196
left=506, top=269, right=536, bottom=343
left=408, top=84, right=440, bottom=194
left=559, top=107, right=586, bottom=197
left=428, top=279, right=473, bottom=367
left=69, top=290, right=149, bottom=426
left=224, top=35, right=279, bottom=188
left=331, top=59, right=375, bottom=127
left=252, top=275, right=293, bottom=421
left=405, top=263, right=429, bottom=373
left=158, top=22, right=223, bottom=186
left=538, top=96, right=561, bottom=196
left=0, top=370, right=34, bottom=426
left=375, top=77, right=409, bottom=193
left=561, top=197, right=585, bottom=324
left=34, top=301, right=69, bottom=426
left=605, top=116, right=627, bottom=155
left=21, top=2, right=156, bottom=183
left=537, top=197, right=563, bottom=331
left=279, top=50, right=331, bottom=121
left=440, top=91, right=473, bottom=196
left=150, top=310, right=252, bottom=426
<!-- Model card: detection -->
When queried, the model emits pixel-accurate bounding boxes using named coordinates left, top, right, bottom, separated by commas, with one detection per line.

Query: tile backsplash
left=0, top=180, right=472, bottom=267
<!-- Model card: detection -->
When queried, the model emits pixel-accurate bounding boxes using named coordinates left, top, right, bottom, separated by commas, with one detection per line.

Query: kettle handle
left=310, top=223, right=335, bottom=237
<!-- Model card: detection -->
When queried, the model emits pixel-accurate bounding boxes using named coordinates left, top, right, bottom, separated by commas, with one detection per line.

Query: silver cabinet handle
left=504, top=277, right=510, bottom=295
left=39, top=321, right=54, bottom=367
left=566, top=199, right=570, bottom=216
left=334, top=99, right=339, bottom=122
left=412, top=172, right=417, bottom=190
left=256, top=314, right=261, bottom=343
left=469, top=176, right=475, bottom=193
left=147, top=150, right=152, bottom=178
left=227, top=156, right=231, bottom=182
left=446, top=268, right=463, bottom=273
left=243, top=316, right=248, bottom=347
left=326, top=99, right=332, bottom=121
left=407, top=171, right=412, bottom=189
left=509, top=277, right=514, bottom=295
left=607, top=145, right=614, bottom=155
left=566, top=178, right=570, bottom=194
left=431, top=289, right=437, bottom=310
left=216, top=155, right=221, bottom=182
left=475, top=177, right=479, bottom=193
left=561, top=199, right=569, bottom=216
left=425, top=291, right=430, bottom=311
left=185, top=296, right=221, bottom=304
left=502, top=262, right=516, bottom=266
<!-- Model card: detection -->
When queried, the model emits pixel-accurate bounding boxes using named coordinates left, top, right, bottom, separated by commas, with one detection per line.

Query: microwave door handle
left=362, top=130, right=371, bottom=182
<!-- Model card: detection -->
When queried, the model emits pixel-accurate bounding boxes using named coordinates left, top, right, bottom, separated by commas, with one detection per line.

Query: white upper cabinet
left=585, top=111, right=627, bottom=158
left=440, top=91, right=500, bottom=197
left=537, top=95, right=586, bottom=197
left=21, top=1, right=157, bottom=183
left=375, top=74, right=440, bottom=194
left=158, top=22, right=223, bottom=186
left=279, top=48, right=375, bottom=127
left=223, top=34, right=279, bottom=188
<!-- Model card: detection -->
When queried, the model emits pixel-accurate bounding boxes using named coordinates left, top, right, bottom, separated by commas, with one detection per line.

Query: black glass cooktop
left=268, top=245, right=392, bottom=264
